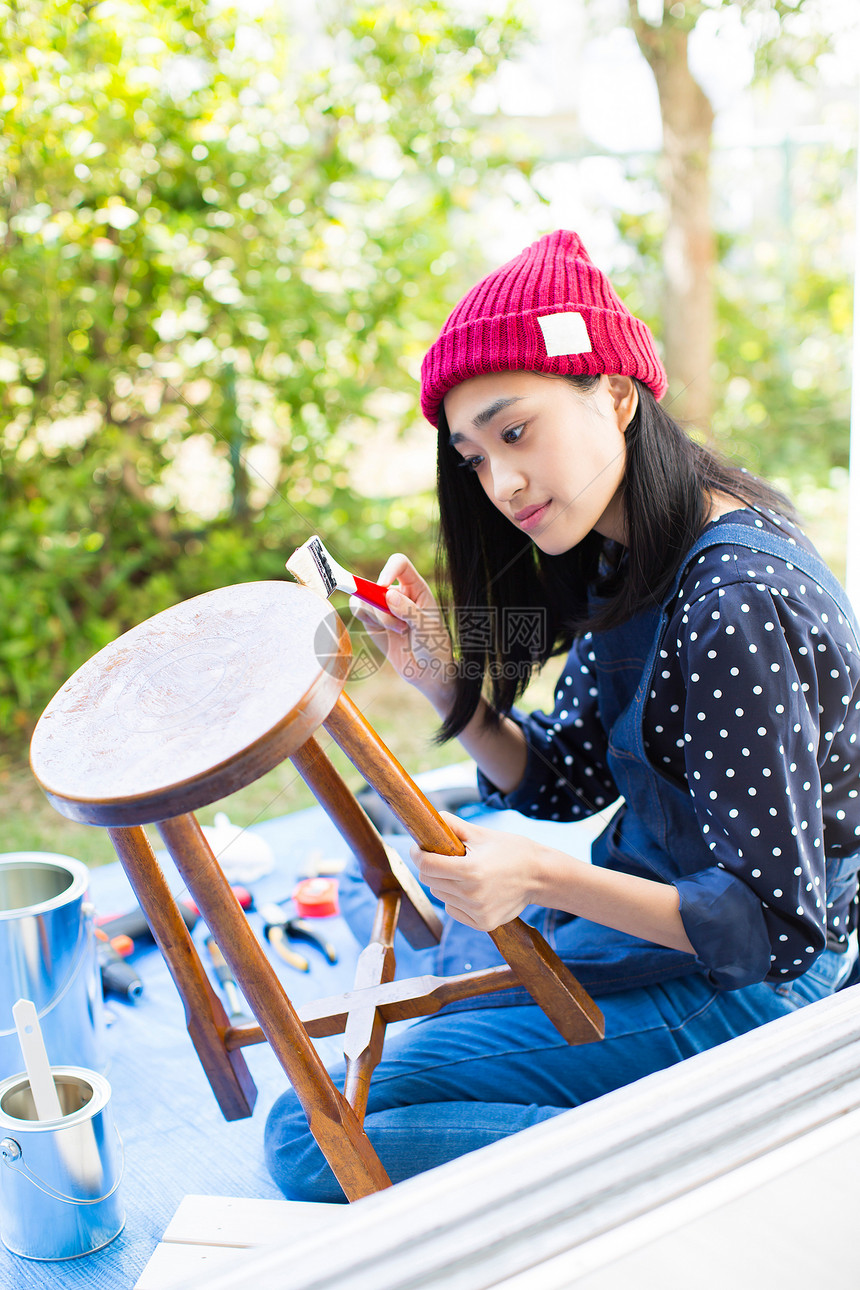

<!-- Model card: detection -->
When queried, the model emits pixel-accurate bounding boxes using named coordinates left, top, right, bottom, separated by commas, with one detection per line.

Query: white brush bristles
left=286, top=536, right=356, bottom=599
left=286, top=543, right=328, bottom=594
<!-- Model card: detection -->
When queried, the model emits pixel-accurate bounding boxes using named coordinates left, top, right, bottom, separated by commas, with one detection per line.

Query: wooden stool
left=30, top=581, right=603, bottom=1200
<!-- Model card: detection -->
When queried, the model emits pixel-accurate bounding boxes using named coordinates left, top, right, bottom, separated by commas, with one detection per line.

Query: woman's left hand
left=411, top=811, right=539, bottom=931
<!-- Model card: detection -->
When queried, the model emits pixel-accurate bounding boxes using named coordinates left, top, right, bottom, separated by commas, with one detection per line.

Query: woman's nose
left=492, top=462, right=526, bottom=503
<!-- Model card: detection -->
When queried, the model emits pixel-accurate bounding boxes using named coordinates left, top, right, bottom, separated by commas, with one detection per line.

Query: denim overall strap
left=697, top=522, right=859, bottom=633
left=577, top=518, right=860, bottom=991
left=593, top=521, right=858, bottom=873
left=671, top=523, right=860, bottom=968
left=592, top=517, right=858, bottom=877
left=617, top=521, right=859, bottom=780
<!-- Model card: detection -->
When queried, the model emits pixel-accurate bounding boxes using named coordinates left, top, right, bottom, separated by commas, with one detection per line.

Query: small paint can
left=0, top=853, right=104, bottom=1081
left=0, top=1066, right=124, bottom=1260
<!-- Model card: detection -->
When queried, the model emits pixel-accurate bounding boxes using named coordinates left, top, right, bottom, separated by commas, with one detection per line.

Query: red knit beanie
left=420, top=229, right=667, bottom=426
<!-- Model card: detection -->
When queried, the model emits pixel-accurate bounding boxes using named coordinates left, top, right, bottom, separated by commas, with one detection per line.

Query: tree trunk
left=628, top=5, right=715, bottom=429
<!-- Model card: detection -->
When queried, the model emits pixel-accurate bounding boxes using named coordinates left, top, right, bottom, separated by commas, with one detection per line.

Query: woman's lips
left=515, top=501, right=551, bottom=531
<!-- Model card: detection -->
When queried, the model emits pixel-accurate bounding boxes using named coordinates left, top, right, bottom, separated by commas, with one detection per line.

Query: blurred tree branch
left=618, top=0, right=833, bottom=427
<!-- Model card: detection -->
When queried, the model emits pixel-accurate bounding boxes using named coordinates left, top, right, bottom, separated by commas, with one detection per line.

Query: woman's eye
left=457, top=455, right=483, bottom=471
left=501, top=424, right=524, bottom=444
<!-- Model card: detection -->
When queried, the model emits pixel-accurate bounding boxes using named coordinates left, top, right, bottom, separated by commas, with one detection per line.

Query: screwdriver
left=95, top=929, right=143, bottom=1001
left=204, top=937, right=252, bottom=1023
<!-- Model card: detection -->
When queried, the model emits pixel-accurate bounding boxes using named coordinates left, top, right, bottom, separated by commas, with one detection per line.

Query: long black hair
left=434, top=374, right=797, bottom=742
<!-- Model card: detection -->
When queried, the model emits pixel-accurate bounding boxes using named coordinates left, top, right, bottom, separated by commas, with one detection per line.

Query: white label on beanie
left=537, top=311, right=592, bottom=358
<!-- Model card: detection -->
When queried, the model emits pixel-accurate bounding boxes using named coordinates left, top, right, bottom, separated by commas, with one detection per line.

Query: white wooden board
left=134, top=1194, right=346, bottom=1289
left=136, top=1242, right=247, bottom=1290
left=162, top=1194, right=342, bottom=1247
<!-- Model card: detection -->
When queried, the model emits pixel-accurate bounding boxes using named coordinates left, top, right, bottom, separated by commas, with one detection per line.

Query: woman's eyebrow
left=448, top=396, right=525, bottom=445
left=473, top=396, right=524, bottom=428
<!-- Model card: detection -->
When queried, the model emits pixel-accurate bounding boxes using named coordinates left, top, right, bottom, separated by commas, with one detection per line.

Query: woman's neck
left=705, top=492, right=748, bottom=526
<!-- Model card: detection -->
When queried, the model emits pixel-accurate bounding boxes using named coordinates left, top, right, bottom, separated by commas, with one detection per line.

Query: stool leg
left=342, top=889, right=400, bottom=1123
left=106, top=825, right=258, bottom=1121
left=291, top=735, right=442, bottom=949
left=324, top=692, right=605, bottom=1045
left=157, top=812, right=392, bottom=1201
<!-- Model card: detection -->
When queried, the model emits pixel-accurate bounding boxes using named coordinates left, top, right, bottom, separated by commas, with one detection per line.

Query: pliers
left=258, top=903, right=338, bottom=972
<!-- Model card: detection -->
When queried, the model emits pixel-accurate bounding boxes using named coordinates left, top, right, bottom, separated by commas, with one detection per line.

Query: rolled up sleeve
left=675, top=868, right=773, bottom=988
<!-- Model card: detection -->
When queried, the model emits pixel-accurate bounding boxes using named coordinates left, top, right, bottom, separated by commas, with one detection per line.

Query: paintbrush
left=286, top=535, right=391, bottom=612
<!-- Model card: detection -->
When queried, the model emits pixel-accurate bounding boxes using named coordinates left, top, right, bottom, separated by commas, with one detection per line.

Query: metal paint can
left=0, top=1067, right=124, bottom=1259
left=0, top=853, right=104, bottom=1080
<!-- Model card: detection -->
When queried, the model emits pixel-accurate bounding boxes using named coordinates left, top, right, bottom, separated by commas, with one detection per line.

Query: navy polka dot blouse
left=479, top=510, right=860, bottom=986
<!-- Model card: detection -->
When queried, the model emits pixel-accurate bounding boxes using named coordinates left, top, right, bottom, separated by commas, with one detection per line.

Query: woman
left=265, top=229, right=860, bottom=1201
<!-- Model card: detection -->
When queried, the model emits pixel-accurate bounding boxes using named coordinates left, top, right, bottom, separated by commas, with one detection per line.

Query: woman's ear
left=606, top=374, right=639, bottom=432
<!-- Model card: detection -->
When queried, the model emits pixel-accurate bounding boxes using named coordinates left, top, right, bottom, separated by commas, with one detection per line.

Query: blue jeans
left=263, top=945, right=854, bottom=1204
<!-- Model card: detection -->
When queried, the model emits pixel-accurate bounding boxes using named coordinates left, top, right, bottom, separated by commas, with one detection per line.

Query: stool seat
left=30, top=582, right=350, bottom=827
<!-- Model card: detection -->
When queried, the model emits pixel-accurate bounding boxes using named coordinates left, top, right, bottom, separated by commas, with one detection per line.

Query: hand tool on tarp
left=258, top=902, right=339, bottom=972
left=96, top=887, right=250, bottom=949
left=95, top=928, right=144, bottom=1001
left=204, top=936, right=253, bottom=1024
left=97, top=898, right=199, bottom=945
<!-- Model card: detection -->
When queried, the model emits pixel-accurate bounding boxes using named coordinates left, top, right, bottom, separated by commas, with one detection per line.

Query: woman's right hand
left=349, top=553, right=456, bottom=714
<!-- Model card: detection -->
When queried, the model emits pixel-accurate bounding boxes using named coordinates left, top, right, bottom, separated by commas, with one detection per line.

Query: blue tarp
left=0, top=781, right=596, bottom=1290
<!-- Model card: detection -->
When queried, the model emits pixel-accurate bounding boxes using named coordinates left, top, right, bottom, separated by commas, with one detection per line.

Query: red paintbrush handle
left=352, top=576, right=391, bottom=613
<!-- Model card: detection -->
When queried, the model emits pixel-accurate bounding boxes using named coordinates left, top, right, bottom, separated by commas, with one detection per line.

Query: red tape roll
left=292, top=877, right=339, bottom=918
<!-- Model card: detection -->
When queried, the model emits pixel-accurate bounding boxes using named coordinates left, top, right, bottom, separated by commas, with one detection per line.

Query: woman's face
left=442, top=371, right=637, bottom=554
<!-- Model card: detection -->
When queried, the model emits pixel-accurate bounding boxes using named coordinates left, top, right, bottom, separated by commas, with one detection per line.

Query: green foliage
left=711, top=132, right=853, bottom=479
left=0, top=0, right=530, bottom=744
left=712, top=225, right=853, bottom=479
left=612, top=153, right=853, bottom=484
